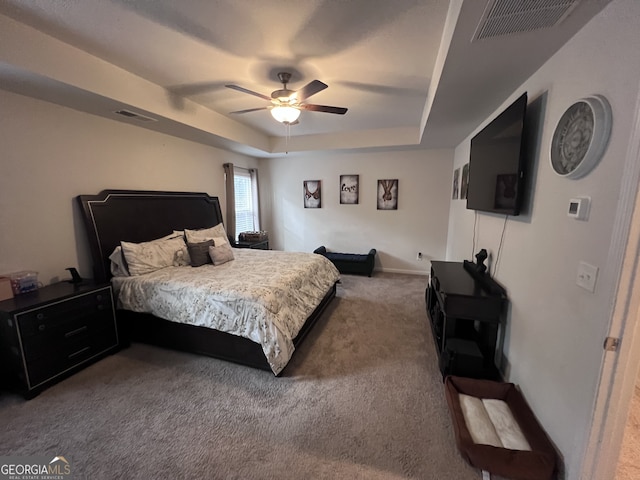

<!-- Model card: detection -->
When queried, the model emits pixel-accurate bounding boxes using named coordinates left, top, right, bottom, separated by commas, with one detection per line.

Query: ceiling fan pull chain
left=285, top=123, right=290, bottom=154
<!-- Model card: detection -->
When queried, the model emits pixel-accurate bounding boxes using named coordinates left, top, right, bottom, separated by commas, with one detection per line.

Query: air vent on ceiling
left=113, top=109, right=158, bottom=122
left=473, top=0, right=580, bottom=41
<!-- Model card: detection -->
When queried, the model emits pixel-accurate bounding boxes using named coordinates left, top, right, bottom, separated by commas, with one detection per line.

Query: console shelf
left=425, top=261, right=506, bottom=379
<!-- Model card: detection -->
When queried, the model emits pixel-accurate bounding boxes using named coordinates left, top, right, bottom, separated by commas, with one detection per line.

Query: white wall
left=0, top=90, right=257, bottom=284
left=445, top=1, right=640, bottom=477
left=260, top=149, right=453, bottom=274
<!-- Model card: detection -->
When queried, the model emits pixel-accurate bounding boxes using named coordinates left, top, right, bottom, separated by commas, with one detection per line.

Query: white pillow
left=185, top=223, right=228, bottom=243
left=121, top=236, right=190, bottom=276
left=109, top=246, right=130, bottom=277
left=212, top=236, right=228, bottom=246
left=482, top=398, right=531, bottom=451
left=161, top=230, right=184, bottom=240
left=109, top=231, right=186, bottom=277
left=459, top=394, right=502, bottom=448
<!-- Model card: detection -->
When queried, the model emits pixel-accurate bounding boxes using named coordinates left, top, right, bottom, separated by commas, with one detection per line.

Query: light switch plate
left=577, top=261, right=598, bottom=292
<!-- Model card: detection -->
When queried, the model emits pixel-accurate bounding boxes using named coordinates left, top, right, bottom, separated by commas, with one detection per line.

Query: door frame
left=582, top=81, right=640, bottom=479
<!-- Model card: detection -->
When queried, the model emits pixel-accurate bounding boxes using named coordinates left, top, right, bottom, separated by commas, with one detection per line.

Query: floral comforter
left=111, top=248, right=340, bottom=374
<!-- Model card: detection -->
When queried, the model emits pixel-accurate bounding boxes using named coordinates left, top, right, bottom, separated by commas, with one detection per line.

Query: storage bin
left=239, top=231, right=268, bottom=243
left=9, top=271, right=39, bottom=295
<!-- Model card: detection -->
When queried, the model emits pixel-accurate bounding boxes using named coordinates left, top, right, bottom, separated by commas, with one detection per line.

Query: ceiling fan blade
left=225, top=84, right=271, bottom=101
left=229, top=107, right=268, bottom=114
left=295, top=80, right=328, bottom=101
left=300, top=104, right=348, bottom=115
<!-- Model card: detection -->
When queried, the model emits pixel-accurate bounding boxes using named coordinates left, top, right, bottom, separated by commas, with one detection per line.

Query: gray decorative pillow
left=187, top=240, right=214, bottom=267
left=209, top=243, right=235, bottom=266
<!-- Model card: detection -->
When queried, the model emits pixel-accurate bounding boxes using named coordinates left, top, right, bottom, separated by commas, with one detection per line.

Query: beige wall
left=445, top=0, right=640, bottom=476
left=260, top=149, right=453, bottom=274
left=0, top=90, right=257, bottom=284
left=0, top=86, right=451, bottom=281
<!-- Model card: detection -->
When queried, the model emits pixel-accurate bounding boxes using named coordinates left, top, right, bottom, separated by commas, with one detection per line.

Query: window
left=233, top=170, right=258, bottom=239
left=224, top=163, right=261, bottom=242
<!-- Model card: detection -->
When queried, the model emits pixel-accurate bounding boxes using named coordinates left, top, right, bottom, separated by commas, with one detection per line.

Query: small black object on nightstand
left=65, top=267, right=83, bottom=284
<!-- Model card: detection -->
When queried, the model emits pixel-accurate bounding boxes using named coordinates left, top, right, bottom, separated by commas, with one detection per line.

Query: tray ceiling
left=0, top=0, right=611, bottom=156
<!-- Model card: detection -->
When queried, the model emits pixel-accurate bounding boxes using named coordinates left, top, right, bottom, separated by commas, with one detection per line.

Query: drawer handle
left=37, top=313, right=45, bottom=320
left=65, top=326, right=88, bottom=338
left=38, top=324, right=46, bottom=332
left=97, top=304, right=106, bottom=311
left=96, top=294, right=103, bottom=301
left=68, top=346, right=91, bottom=359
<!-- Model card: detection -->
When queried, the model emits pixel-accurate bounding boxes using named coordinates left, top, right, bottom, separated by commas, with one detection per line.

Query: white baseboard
left=376, top=268, right=429, bottom=276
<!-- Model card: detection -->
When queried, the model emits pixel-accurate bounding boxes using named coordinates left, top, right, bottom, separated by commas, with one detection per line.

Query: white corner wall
left=445, top=1, right=640, bottom=477
left=0, top=90, right=257, bottom=284
left=260, top=149, right=453, bottom=274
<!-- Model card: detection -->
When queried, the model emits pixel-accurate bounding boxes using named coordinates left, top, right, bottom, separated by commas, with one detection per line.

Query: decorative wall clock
left=550, top=95, right=612, bottom=179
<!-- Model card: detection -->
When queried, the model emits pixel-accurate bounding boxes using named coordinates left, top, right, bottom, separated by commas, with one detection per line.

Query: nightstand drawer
left=21, top=309, right=115, bottom=362
left=26, top=327, right=118, bottom=387
left=17, top=289, right=111, bottom=338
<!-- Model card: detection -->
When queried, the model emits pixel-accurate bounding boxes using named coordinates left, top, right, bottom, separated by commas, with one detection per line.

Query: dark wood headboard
left=77, top=190, right=223, bottom=282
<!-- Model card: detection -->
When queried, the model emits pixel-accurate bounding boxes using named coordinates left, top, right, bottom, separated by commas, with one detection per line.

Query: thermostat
left=568, top=196, right=590, bottom=220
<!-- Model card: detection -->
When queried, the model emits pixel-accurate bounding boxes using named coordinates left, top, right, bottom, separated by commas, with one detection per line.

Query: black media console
left=425, top=261, right=506, bottom=380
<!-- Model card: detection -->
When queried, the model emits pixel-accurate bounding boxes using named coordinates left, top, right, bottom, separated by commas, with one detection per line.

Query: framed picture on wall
left=452, top=168, right=460, bottom=200
left=377, top=179, right=398, bottom=210
left=460, top=163, right=469, bottom=200
left=340, top=175, right=359, bottom=204
left=304, top=180, right=321, bottom=208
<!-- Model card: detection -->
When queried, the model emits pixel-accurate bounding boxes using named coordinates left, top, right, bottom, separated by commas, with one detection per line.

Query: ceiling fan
left=225, top=72, right=348, bottom=124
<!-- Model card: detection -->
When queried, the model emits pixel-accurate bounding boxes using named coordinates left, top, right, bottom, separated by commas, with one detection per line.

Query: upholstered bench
left=444, top=376, right=557, bottom=480
left=313, top=246, right=376, bottom=277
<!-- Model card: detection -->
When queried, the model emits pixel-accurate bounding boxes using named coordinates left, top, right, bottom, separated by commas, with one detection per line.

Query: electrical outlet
left=417, top=252, right=423, bottom=260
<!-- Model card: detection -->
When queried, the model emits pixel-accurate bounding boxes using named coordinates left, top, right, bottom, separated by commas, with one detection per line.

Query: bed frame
left=76, top=189, right=336, bottom=374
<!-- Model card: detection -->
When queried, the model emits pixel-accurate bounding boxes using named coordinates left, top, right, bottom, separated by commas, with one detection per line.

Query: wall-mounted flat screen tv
left=466, top=92, right=528, bottom=216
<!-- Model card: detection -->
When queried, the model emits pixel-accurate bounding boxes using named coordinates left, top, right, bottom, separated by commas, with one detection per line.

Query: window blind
left=234, top=170, right=255, bottom=238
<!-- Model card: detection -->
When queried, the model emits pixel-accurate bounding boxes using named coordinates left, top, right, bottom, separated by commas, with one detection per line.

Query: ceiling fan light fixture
left=226, top=72, right=346, bottom=125
left=271, top=105, right=300, bottom=124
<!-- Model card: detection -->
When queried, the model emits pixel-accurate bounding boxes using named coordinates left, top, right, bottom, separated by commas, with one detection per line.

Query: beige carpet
left=0, top=273, right=486, bottom=479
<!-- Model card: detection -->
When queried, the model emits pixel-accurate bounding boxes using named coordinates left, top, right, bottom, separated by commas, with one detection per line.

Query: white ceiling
left=0, top=0, right=611, bottom=157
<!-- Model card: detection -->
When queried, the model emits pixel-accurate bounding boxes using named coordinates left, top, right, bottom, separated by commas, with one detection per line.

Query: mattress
left=112, top=248, right=340, bottom=374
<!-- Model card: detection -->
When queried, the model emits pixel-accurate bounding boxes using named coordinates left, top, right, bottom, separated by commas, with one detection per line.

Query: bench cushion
left=326, top=252, right=367, bottom=262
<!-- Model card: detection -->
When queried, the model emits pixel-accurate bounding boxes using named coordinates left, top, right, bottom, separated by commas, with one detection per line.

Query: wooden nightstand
left=0, top=282, right=119, bottom=398
left=232, top=240, right=269, bottom=250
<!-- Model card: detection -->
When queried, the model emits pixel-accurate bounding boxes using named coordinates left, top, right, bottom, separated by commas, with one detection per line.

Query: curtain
left=223, top=163, right=236, bottom=241
left=249, top=168, right=261, bottom=231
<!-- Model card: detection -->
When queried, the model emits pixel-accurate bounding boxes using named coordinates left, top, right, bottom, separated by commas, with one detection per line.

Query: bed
left=76, top=189, right=339, bottom=375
